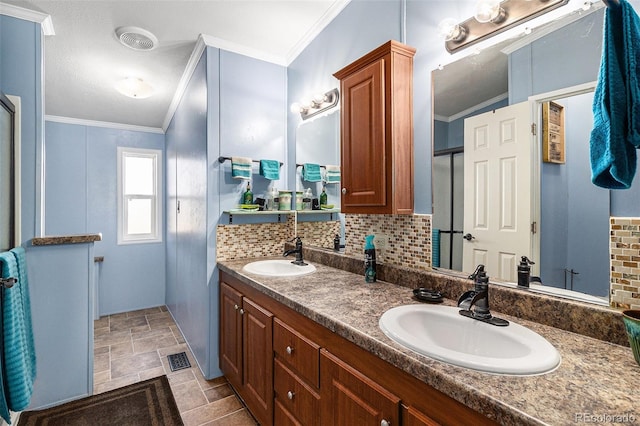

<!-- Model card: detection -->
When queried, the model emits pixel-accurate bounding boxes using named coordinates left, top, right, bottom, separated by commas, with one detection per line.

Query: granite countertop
left=219, top=257, right=640, bottom=426
left=31, top=233, right=102, bottom=246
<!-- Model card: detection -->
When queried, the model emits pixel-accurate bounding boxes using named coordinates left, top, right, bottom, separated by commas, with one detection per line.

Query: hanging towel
left=432, top=229, right=440, bottom=268
left=302, top=163, right=322, bottom=182
left=0, top=252, right=12, bottom=424
left=259, top=159, right=280, bottom=180
left=0, top=248, right=36, bottom=414
left=324, top=165, right=341, bottom=184
left=231, top=157, right=252, bottom=179
left=590, top=0, right=639, bottom=189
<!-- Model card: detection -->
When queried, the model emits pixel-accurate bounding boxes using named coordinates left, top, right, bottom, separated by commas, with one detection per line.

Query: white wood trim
left=45, top=115, right=164, bottom=134
left=6, top=95, right=21, bottom=246
left=0, top=2, right=55, bottom=35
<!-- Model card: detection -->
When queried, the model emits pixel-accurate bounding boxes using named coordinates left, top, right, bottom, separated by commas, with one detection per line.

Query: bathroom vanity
left=218, top=252, right=639, bottom=425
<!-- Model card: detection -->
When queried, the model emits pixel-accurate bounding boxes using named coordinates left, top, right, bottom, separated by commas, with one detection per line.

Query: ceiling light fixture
left=444, top=0, right=570, bottom=53
left=115, top=77, right=155, bottom=99
left=115, top=26, right=158, bottom=51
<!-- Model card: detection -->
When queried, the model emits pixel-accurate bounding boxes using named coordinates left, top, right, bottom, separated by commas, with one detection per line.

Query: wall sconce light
left=291, top=88, right=340, bottom=120
left=444, top=0, right=570, bottom=53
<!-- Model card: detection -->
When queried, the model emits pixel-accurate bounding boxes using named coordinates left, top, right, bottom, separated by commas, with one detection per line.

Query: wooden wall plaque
left=542, top=101, right=565, bottom=164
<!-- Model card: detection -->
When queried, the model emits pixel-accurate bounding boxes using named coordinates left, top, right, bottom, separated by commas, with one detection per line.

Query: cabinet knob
left=286, top=346, right=294, bottom=355
left=287, top=391, right=295, bottom=400
left=342, top=187, right=347, bottom=194
left=234, top=304, right=239, bottom=310
left=239, top=308, right=245, bottom=315
left=381, top=420, right=390, bottom=426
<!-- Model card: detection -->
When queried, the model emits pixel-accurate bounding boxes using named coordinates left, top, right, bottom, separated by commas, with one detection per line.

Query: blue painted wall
left=0, top=14, right=43, bottom=240
left=1, top=14, right=97, bottom=409
left=45, top=121, right=166, bottom=314
left=166, top=46, right=286, bottom=379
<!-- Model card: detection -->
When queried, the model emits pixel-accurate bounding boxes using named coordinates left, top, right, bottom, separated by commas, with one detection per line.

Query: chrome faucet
left=458, top=265, right=509, bottom=326
left=283, top=236, right=307, bottom=266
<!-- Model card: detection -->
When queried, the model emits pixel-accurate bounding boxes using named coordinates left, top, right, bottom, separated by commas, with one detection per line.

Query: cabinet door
left=243, top=297, right=274, bottom=426
left=403, top=405, right=442, bottom=426
left=320, top=349, right=400, bottom=426
left=220, top=282, right=243, bottom=389
left=340, top=58, right=386, bottom=210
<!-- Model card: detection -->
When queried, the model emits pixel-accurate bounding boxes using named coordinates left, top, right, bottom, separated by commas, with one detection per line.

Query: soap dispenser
left=517, top=256, right=535, bottom=288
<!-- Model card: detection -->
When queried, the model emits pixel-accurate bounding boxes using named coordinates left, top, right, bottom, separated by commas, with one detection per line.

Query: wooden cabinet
left=219, top=281, right=274, bottom=426
left=273, top=318, right=321, bottom=425
left=334, top=40, right=416, bottom=214
left=219, top=272, right=496, bottom=426
left=320, top=349, right=400, bottom=426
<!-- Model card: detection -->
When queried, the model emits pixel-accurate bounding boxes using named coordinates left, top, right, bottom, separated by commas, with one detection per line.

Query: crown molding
left=285, top=0, right=351, bottom=65
left=45, top=115, right=164, bottom=134
left=0, top=2, right=55, bottom=35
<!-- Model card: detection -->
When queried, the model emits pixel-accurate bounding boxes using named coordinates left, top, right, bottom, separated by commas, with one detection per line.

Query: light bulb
left=475, top=0, right=505, bottom=23
left=438, top=18, right=467, bottom=42
left=290, top=102, right=302, bottom=114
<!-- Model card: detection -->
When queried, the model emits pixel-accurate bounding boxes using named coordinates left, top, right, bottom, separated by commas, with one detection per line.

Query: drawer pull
left=287, top=391, right=295, bottom=400
left=286, top=346, right=294, bottom=355
left=381, top=420, right=390, bottom=426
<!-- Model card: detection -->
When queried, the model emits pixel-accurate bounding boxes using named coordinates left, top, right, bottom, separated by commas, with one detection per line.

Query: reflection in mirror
left=431, top=7, right=610, bottom=305
left=295, top=109, right=344, bottom=249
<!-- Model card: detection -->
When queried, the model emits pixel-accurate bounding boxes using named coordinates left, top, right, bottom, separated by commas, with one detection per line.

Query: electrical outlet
left=373, top=233, right=388, bottom=251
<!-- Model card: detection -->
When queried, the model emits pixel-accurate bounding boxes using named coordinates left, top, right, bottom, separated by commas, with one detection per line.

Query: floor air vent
left=167, top=352, right=191, bottom=372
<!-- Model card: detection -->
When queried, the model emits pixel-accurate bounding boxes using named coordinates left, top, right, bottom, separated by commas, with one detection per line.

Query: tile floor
left=93, top=306, right=257, bottom=426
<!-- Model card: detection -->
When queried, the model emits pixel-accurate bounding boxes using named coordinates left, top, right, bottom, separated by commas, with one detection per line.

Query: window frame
left=117, top=147, right=163, bottom=245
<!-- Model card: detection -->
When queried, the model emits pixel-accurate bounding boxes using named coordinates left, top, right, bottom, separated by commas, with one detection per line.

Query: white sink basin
left=379, top=304, right=560, bottom=375
left=242, top=259, right=316, bottom=277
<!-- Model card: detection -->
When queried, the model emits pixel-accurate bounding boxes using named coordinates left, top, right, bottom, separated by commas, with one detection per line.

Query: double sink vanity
left=218, top=246, right=639, bottom=426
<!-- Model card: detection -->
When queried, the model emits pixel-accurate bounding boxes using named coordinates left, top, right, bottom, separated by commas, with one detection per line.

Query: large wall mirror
left=295, top=109, right=343, bottom=247
left=432, top=6, right=612, bottom=305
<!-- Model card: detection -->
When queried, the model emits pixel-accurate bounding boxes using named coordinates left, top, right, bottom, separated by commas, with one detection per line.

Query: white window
left=117, top=147, right=162, bottom=244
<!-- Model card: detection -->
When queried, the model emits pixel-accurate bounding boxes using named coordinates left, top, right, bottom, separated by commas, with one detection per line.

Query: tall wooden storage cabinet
left=333, top=40, right=416, bottom=214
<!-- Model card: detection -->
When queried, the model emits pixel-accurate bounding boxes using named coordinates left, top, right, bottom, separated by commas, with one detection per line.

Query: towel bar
left=602, top=0, right=619, bottom=7
left=218, top=156, right=283, bottom=167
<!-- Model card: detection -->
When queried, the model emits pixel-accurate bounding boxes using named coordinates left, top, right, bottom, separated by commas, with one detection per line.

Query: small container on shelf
left=279, top=191, right=292, bottom=210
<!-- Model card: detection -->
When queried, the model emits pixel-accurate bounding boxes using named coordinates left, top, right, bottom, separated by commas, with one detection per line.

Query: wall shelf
left=222, top=209, right=341, bottom=224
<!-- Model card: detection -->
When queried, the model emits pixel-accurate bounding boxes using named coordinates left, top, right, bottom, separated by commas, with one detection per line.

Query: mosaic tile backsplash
left=344, top=214, right=432, bottom=271
left=216, top=213, right=433, bottom=272
left=610, top=217, right=640, bottom=310
left=296, top=220, right=341, bottom=249
left=216, top=215, right=296, bottom=261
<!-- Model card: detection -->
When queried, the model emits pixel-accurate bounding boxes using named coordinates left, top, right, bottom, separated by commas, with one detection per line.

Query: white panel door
left=463, top=101, right=533, bottom=281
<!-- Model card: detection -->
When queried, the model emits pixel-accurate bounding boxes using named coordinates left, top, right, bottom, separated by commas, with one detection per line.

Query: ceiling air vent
left=115, top=26, right=158, bottom=51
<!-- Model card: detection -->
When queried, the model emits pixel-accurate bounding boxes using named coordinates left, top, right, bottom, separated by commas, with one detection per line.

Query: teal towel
left=0, top=252, right=12, bottom=423
left=324, top=164, right=340, bottom=184
left=259, top=159, right=280, bottom=180
left=302, top=163, right=322, bottom=182
left=590, top=0, right=639, bottom=189
left=231, top=157, right=252, bottom=179
left=0, top=248, right=36, bottom=414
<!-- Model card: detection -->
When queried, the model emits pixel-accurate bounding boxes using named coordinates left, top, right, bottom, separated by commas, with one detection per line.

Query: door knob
left=463, top=233, right=475, bottom=241
left=342, top=188, right=347, bottom=194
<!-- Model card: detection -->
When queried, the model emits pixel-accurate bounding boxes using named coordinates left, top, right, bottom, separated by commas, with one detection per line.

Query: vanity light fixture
left=291, top=88, right=339, bottom=120
left=444, top=0, right=570, bottom=53
left=115, top=77, right=155, bottom=99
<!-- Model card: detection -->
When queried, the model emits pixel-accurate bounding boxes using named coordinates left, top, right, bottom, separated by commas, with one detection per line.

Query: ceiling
left=1, top=0, right=349, bottom=130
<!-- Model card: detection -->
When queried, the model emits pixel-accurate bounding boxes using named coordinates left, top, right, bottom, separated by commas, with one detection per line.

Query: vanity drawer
left=274, top=358, right=320, bottom=426
left=273, top=318, right=320, bottom=388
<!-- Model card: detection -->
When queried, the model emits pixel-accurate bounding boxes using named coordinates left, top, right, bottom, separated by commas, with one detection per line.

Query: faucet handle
left=468, top=264, right=488, bottom=284
left=520, top=256, right=535, bottom=266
